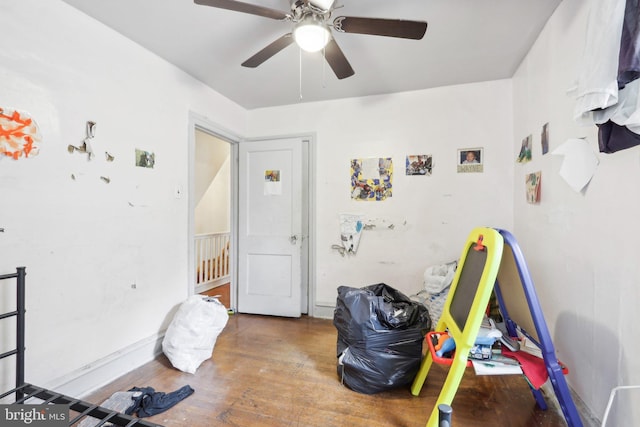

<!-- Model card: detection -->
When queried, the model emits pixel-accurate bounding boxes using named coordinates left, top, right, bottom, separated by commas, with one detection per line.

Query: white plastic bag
left=422, top=260, right=457, bottom=326
left=423, top=261, right=457, bottom=294
left=162, top=295, right=229, bottom=374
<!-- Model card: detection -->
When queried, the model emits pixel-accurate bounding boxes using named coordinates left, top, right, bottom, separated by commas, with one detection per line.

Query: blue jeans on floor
left=126, top=385, right=195, bottom=417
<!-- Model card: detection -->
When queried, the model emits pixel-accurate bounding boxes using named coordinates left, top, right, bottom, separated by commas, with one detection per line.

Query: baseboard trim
left=42, top=332, right=165, bottom=399
left=571, top=386, right=600, bottom=427
left=313, top=302, right=335, bottom=319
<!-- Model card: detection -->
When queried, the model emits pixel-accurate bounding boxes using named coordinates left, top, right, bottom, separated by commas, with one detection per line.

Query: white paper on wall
left=264, top=169, right=282, bottom=195
left=339, top=213, right=364, bottom=254
left=552, top=138, right=599, bottom=193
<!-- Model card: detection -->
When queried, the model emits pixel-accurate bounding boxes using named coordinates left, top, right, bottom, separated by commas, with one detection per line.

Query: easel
left=410, top=227, right=503, bottom=427
left=410, top=227, right=583, bottom=427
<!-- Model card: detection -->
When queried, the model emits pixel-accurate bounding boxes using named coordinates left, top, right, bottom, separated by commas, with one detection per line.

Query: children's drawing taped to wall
left=0, top=107, right=41, bottom=160
left=350, top=157, right=393, bottom=201
left=340, top=213, right=364, bottom=254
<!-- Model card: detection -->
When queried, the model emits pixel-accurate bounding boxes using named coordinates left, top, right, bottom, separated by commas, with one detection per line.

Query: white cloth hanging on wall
left=571, top=0, right=640, bottom=153
left=572, top=0, right=627, bottom=123
left=590, top=79, right=640, bottom=132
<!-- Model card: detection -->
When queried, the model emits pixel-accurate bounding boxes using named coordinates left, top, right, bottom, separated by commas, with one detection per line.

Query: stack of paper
left=471, top=359, right=523, bottom=376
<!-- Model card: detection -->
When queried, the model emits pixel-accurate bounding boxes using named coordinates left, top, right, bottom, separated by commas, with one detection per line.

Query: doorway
left=188, top=113, right=238, bottom=310
left=188, top=112, right=315, bottom=316
left=194, top=128, right=231, bottom=306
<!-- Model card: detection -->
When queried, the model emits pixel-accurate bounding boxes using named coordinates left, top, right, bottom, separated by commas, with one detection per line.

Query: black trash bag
left=333, top=283, right=431, bottom=394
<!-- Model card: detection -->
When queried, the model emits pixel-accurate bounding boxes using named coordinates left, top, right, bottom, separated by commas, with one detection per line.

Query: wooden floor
left=84, top=314, right=569, bottom=427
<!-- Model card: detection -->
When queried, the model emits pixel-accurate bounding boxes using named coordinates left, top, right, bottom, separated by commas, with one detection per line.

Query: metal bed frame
left=0, top=267, right=164, bottom=427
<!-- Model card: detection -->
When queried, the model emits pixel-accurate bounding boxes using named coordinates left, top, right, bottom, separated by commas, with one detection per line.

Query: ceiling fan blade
left=241, top=34, right=295, bottom=68
left=333, top=16, right=427, bottom=40
left=194, top=0, right=289, bottom=20
left=324, top=38, right=355, bottom=80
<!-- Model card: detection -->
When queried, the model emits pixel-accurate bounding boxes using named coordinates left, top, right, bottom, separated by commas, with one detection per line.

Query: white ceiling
left=60, top=0, right=562, bottom=110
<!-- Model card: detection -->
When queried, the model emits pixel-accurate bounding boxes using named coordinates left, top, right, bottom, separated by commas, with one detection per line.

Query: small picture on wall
left=457, top=148, right=483, bottom=173
left=135, top=149, right=155, bottom=168
left=541, top=123, right=549, bottom=155
left=406, top=154, right=432, bottom=175
left=517, top=135, right=532, bottom=163
left=526, top=171, right=541, bottom=204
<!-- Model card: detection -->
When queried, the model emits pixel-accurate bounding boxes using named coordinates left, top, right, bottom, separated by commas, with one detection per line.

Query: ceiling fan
left=194, top=0, right=428, bottom=79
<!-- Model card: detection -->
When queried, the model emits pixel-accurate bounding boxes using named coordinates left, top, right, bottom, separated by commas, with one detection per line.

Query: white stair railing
left=195, top=232, right=230, bottom=288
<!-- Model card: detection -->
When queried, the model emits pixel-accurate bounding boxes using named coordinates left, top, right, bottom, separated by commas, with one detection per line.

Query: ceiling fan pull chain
left=299, top=46, right=303, bottom=100
left=322, top=46, right=326, bottom=88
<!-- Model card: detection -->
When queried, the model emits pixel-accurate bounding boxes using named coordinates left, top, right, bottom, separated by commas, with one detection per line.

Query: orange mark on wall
left=0, top=107, right=41, bottom=160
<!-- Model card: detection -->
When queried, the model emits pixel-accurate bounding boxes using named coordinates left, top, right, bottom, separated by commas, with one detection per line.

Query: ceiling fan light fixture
left=293, top=16, right=330, bottom=52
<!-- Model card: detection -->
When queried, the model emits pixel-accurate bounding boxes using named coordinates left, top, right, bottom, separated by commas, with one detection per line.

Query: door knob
left=289, top=235, right=298, bottom=244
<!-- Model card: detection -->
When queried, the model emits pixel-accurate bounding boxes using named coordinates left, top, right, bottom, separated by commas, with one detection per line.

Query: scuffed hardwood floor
left=84, top=314, right=570, bottom=426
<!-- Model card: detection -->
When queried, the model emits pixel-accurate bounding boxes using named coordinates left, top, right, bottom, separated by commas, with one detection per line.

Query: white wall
left=194, top=131, right=231, bottom=234
left=195, top=157, right=231, bottom=234
left=0, top=0, right=246, bottom=395
left=512, top=0, right=640, bottom=423
left=247, top=80, right=515, bottom=306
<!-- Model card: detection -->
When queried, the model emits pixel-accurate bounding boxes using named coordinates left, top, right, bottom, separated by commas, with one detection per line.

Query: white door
left=238, top=137, right=305, bottom=317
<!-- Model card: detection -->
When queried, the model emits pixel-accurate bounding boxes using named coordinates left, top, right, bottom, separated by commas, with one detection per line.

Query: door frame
left=187, top=112, right=239, bottom=309
left=188, top=112, right=316, bottom=316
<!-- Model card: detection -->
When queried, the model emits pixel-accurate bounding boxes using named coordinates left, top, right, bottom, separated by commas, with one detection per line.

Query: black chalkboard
left=448, top=243, right=488, bottom=331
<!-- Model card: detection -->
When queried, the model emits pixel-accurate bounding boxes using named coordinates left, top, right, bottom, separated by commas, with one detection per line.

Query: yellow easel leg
left=411, top=351, right=433, bottom=396
left=425, top=355, right=468, bottom=427
left=413, top=319, right=447, bottom=396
